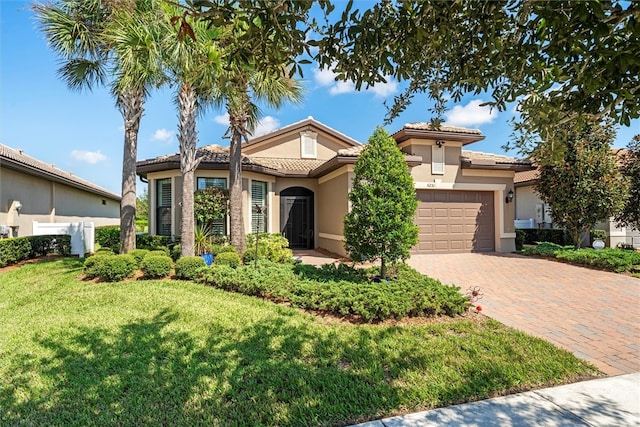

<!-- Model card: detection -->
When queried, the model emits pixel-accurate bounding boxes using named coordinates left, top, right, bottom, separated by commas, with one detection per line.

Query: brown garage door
left=414, top=190, right=494, bottom=253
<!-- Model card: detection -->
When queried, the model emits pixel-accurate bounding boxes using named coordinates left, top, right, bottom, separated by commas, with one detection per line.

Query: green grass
left=1, top=259, right=600, bottom=426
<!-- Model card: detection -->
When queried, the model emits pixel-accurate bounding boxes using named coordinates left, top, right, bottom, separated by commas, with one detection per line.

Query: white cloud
left=330, top=80, right=356, bottom=95
left=313, top=67, right=338, bottom=87
left=214, top=113, right=230, bottom=126
left=71, top=149, right=107, bottom=164
left=367, top=79, right=398, bottom=98
left=151, top=128, right=174, bottom=144
left=313, top=66, right=397, bottom=98
left=444, top=99, right=498, bottom=127
left=252, top=116, right=280, bottom=137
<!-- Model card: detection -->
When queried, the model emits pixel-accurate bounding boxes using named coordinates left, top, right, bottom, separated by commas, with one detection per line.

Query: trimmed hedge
left=140, top=255, right=173, bottom=279
left=517, top=228, right=567, bottom=245
left=196, top=261, right=469, bottom=322
left=0, top=235, right=72, bottom=268
left=84, top=254, right=137, bottom=282
left=95, top=227, right=176, bottom=252
left=0, top=237, right=32, bottom=267
left=95, top=226, right=120, bottom=249
left=174, top=256, right=206, bottom=280
left=129, top=249, right=149, bottom=267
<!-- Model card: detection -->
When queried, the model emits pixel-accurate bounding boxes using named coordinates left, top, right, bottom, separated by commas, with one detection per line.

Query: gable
left=242, top=117, right=361, bottom=161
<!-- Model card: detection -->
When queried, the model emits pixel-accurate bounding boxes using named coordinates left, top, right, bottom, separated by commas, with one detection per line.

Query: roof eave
left=461, top=160, right=535, bottom=172
left=392, top=128, right=485, bottom=145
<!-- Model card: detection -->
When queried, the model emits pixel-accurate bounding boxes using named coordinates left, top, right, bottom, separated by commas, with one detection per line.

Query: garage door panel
left=414, top=190, right=495, bottom=254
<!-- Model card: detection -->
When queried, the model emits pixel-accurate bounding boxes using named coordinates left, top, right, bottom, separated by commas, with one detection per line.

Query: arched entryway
left=280, top=187, right=314, bottom=249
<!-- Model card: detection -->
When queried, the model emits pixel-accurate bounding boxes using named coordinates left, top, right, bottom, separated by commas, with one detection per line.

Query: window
left=197, top=177, right=227, bottom=190
left=431, top=144, right=445, bottom=175
left=156, top=178, right=172, bottom=236
left=196, top=177, right=228, bottom=236
left=251, top=180, right=267, bottom=233
left=300, top=130, right=317, bottom=159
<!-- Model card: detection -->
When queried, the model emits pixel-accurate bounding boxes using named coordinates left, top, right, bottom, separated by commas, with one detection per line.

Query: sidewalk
left=352, top=373, right=640, bottom=426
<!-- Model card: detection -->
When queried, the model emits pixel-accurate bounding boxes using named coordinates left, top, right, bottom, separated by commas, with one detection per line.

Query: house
left=514, top=162, right=640, bottom=248
left=136, top=117, right=533, bottom=255
left=0, top=143, right=120, bottom=238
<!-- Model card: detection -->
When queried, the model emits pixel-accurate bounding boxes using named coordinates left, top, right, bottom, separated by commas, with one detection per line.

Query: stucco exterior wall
left=0, top=167, right=119, bottom=236
left=316, top=166, right=351, bottom=256
left=400, top=140, right=464, bottom=183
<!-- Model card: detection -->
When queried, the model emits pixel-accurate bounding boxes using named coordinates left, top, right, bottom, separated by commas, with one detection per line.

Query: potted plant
left=194, top=225, right=214, bottom=265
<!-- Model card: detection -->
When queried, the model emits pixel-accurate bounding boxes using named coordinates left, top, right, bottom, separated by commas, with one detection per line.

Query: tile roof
left=461, top=150, right=530, bottom=164
left=0, top=143, right=120, bottom=200
left=514, top=168, right=540, bottom=184
left=402, top=123, right=483, bottom=135
left=250, top=157, right=327, bottom=173
left=337, top=145, right=365, bottom=157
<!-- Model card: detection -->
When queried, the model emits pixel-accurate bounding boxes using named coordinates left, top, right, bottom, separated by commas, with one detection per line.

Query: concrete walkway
left=406, top=253, right=640, bottom=376
left=353, top=373, right=640, bottom=427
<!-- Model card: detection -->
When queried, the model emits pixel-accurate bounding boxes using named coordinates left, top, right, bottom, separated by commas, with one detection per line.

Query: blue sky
left=2, top=0, right=638, bottom=196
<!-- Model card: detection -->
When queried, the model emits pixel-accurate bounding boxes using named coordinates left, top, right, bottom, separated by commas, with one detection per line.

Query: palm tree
left=217, top=68, right=303, bottom=254
left=159, top=4, right=222, bottom=257
left=35, top=0, right=163, bottom=253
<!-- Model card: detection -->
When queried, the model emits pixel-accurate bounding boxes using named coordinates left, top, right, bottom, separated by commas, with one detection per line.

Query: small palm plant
left=194, top=225, right=213, bottom=256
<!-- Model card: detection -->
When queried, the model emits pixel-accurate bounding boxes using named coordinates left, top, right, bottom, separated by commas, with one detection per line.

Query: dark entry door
left=280, top=187, right=314, bottom=249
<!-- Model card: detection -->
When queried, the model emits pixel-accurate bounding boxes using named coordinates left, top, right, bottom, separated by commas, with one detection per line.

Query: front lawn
left=1, top=258, right=599, bottom=426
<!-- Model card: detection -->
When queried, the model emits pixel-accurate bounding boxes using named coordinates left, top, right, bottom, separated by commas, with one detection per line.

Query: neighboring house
left=514, top=163, right=640, bottom=248
left=136, top=117, right=533, bottom=255
left=0, top=143, right=120, bottom=238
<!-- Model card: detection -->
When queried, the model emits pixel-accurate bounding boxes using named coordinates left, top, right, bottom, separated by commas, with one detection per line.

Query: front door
left=280, top=187, right=314, bottom=249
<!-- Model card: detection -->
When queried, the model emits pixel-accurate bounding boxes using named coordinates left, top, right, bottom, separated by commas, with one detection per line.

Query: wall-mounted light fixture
left=435, top=140, right=446, bottom=148
left=505, top=189, right=514, bottom=204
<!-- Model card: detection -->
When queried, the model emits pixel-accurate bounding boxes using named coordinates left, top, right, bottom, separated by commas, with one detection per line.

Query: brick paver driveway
left=407, top=253, right=640, bottom=376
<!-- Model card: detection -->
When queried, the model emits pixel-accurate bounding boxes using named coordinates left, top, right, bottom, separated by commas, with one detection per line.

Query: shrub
left=94, top=248, right=115, bottom=256
left=129, top=249, right=149, bottom=267
left=95, top=226, right=120, bottom=249
left=28, top=235, right=72, bottom=257
left=83, top=255, right=107, bottom=279
left=519, top=242, right=572, bottom=257
left=515, top=229, right=525, bottom=251
left=197, top=261, right=469, bottom=322
left=136, top=233, right=173, bottom=250
left=590, top=229, right=607, bottom=242
left=95, top=254, right=137, bottom=282
left=556, top=248, right=640, bottom=273
left=171, top=244, right=182, bottom=262
left=217, top=245, right=238, bottom=254
left=140, top=255, right=173, bottom=279
left=517, top=229, right=567, bottom=245
left=245, top=233, right=293, bottom=263
left=175, top=256, right=206, bottom=280
left=145, top=249, right=170, bottom=258
left=0, top=237, right=32, bottom=267
left=214, top=251, right=241, bottom=268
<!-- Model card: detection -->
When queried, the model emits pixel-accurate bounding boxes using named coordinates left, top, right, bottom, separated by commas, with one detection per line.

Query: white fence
left=32, top=222, right=95, bottom=258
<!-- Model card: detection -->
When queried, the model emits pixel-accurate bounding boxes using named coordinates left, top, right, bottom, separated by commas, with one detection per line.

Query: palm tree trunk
left=228, top=105, right=248, bottom=255
left=178, top=82, right=201, bottom=257
left=118, top=89, right=143, bottom=254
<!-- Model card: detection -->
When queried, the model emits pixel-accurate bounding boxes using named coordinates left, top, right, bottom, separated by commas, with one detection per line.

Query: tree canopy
left=315, top=0, right=639, bottom=156
left=534, top=119, right=627, bottom=247
left=615, top=135, right=640, bottom=231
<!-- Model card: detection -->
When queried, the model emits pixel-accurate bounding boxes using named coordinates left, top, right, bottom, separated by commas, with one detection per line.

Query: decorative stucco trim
left=319, top=232, right=344, bottom=241
left=318, top=164, right=353, bottom=184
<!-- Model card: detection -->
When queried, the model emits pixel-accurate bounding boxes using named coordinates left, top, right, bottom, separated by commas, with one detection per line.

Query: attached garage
left=414, top=190, right=495, bottom=253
